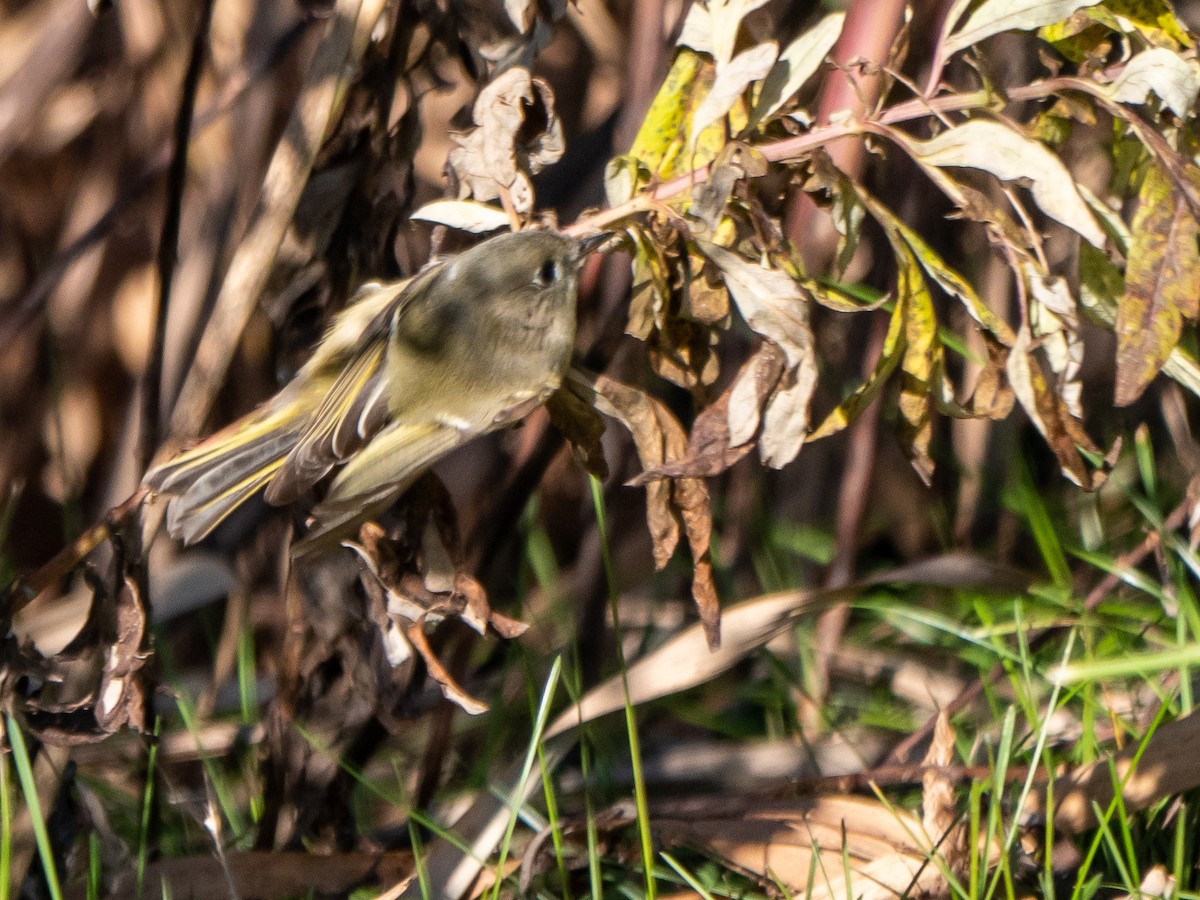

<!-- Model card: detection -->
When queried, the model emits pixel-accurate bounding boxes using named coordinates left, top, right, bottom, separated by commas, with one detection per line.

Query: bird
left=145, top=229, right=604, bottom=554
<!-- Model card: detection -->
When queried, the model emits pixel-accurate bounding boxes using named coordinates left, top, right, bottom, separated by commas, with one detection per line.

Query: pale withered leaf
left=897, top=120, right=1104, bottom=247
left=708, top=0, right=773, bottom=68
left=689, top=41, right=779, bottom=149
left=447, top=68, right=565, bottom=214
left=748, top=12, right=845, bottom=128
left=699, top=242, right=818, bottom=467
left=942, top=0, right=1098, bottom=57
left=1104, top=47, right=1200, bottom=118
left=410, top=200, right=512, bottom=233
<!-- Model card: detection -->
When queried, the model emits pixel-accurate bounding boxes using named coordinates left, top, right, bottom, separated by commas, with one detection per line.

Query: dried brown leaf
left=545, top=387, right=609, bottom=480
left=447, top=68, right=564, bottom=214
left=632, top=343, right=785, bottom=483
left=405, top=619, right=489, bottom=716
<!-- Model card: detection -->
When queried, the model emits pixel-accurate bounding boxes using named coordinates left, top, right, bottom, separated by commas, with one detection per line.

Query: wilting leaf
left=942, top=0, right=1099, bottom=57
left=546, top=388, right=609, bottom=480
left=1104, top=48, right=1200, bottom=117
left=898, top=120, right=1105, bottom=247
left=748, top=12, right=845, bottom=128
left=1116, top=162, right=1200, bottom=406
left=566, top=371, right=680, bottom=568
left=565, top=370, right=721, bottom=644
left=895, top=245, right=943, bottom=484
left=1024, top=262, right=1084, bottom=418
left=699, top=243, right=818, bottom=467
left=447, top=68, right=564, bottom=214
left=890, top=216, right=1015, bottom=346
left=409, top=200, right=511, bottom=233
left=1080, top=242, right=1200, bottom=401
left=690, top=41, right=778, bottom=148
left=1006, top=327, right=1114, bottom=489
left=629, top=49, right=725, bottom=179
left=811, top=302, right=906, bottom=440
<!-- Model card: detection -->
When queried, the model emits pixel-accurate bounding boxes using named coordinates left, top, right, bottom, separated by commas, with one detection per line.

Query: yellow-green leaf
left=1115, top=161, right=1200, bottom=406
left=810, top=301, right=905, bottom=440
left=896, top=244, right=942, bottom=484
left=628, top=49, right=725, bottom=180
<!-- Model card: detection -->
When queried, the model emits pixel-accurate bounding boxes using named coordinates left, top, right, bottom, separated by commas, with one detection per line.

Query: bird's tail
left=144, top=395, right=310, bottom=545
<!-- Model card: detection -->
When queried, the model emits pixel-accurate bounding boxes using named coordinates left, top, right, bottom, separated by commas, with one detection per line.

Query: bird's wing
left=266, top=265, right=449, bottom=506
left=264, top=337, right=389, bottom=505
left=291, top=420, right=467, bottom=555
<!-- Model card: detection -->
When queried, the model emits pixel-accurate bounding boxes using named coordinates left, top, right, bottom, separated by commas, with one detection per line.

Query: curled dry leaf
left=1103, top=47, right=1200, bottom=117
left=630, top=344, right=786, bottom=484
left=698, top=242, right=818, bottom=468
left=1006, top=326, right=1117, bottom=489
left=447, top=67, right=564, bottom=214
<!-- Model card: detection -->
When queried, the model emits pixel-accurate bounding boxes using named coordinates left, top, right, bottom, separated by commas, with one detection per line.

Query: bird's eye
left=535, top=259, right=559, bottom=285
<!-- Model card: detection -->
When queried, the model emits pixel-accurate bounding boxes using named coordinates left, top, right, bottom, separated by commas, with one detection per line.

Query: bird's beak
left=577, top=231, right=619, bottom=259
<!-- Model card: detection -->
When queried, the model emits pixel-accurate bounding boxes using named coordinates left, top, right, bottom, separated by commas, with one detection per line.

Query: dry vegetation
left=4, top=0, right=1200, bottom=898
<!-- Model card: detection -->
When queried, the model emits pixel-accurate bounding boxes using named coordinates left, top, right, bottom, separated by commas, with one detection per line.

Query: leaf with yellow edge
left=628, top=49, right=725, bottom=181
left=810, top=300, right=906, bottom=440
left=1083, top=0, right=1194, bottom=49
left=895, top=243, right=943, bottom=484
left=1115, top=161, right=1200, bottom=406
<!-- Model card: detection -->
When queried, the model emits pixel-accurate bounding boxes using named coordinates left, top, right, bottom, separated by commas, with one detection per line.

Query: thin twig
left=143, top=0, right=216, bottom=473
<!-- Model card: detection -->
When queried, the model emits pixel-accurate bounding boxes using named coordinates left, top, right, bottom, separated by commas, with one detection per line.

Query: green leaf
left=1115, top=161, right=1200, bottom=406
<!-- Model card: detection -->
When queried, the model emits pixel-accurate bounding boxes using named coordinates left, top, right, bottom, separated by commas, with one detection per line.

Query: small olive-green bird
left=145, top=229, right=602, bottom=553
